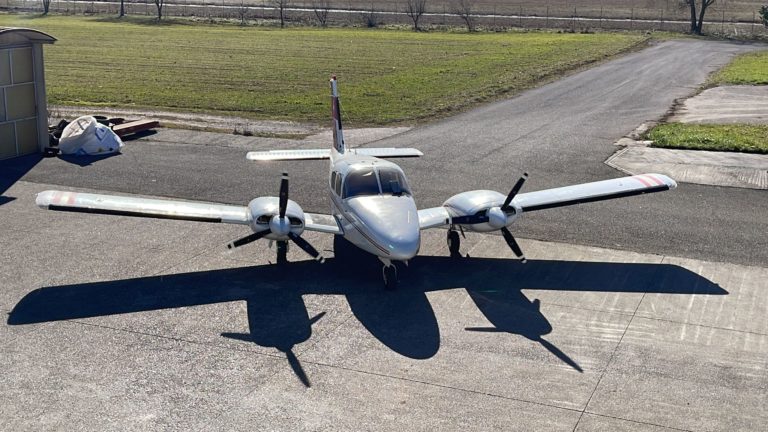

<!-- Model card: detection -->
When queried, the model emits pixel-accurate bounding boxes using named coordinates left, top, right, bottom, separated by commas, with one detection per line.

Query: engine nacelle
left=248, top=197, right=305, bottom=240
left=443, top=190, right=522, bottom=233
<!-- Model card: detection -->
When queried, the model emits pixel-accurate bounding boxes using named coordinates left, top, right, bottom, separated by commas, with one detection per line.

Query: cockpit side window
left=379, top=167, right=411, bottom=196
left=343, top=168, right=380, bottom=198
left=330, top=171, right=337, bottom=191
left=334, top=173, right=342, bottom=196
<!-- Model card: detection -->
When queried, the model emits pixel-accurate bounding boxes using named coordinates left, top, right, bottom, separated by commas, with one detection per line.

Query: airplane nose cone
left=347, top=195, right=421, bottom=260
left=385, top=230, right=420, bottom=261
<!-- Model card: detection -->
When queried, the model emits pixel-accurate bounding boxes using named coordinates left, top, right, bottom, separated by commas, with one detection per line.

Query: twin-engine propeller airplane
left=36, top=76, right=677, bottom=289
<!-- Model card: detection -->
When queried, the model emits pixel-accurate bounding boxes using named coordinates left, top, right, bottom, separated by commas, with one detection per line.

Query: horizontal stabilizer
left=247, top=147, right=422, bottom=161
left=36, top=190, right=251, bottom=225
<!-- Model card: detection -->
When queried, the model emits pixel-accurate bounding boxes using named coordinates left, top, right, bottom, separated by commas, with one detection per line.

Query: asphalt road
left=4, top=39, right=766, bottom=266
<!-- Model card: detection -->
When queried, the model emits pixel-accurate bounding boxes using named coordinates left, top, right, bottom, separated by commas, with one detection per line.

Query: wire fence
left=3, top=0, right=767, bottom=37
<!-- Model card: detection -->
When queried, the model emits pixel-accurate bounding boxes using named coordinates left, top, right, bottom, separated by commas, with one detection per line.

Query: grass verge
left=648, top=123, right=768, bottom=154
left=709, top=50, right=768, bottom=85
left=0, top=13, right=646, bottom=125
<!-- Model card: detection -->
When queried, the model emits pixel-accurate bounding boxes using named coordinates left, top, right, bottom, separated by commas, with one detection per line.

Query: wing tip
left=35, top=190, right=56, bottom=208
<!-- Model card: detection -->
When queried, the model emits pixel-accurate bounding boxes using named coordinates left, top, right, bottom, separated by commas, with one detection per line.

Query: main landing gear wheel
left=383, top=265, right=398, bottom=291
left=447, top=229, right=461, bottom=258
left=276, top=240, right=288, bottom=265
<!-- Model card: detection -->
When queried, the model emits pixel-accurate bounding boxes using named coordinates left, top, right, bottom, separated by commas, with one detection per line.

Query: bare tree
left=237, top=1, right=250, bottom=25
left=41, top=0, right=51, bottom=14
left=154, top=0, right=165, bottom=20
left=312, top=0, right=331, bottom=27
left=275, top=0, right=290, bottom=28
left=404, top=0, right=428, bottom=31
left=453, top=0, right=475, bottom=32
left=679, top=0, right=717, bottom=34
left=361, top=3, right=378, bottom=28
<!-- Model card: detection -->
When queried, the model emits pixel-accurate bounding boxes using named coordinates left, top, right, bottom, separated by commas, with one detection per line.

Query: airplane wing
left=514, top=174, right=677, bottom=212
left=417, top=206, right=452, bottom=230
left=417, top=174, right=677, bottom=230
left=246, top=147, right=423, bottom=161
left=35, top=190, right=251, bottom=224
left=305, top=212, right=343, bottom=235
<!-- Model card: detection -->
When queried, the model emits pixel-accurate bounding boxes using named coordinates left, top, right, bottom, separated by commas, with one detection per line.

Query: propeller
left=501, top=226, right=526, bottom=263
left=227, top=172, right=324, bottom=263
left=227, top=230, right=269, bottom=249
left=501, top=172, right=528, bottom=212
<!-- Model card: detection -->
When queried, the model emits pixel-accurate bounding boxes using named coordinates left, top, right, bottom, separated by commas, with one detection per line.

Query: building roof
left=0, top=27, right=56, bottom=45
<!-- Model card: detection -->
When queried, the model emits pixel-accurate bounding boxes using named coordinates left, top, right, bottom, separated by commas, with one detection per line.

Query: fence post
left=599, top=6, right=603, bottom=29
left=572, top=6, right=576, bottom=32
left=519, top=4, right=522, bottom=28
left=660, top=9, right=663, bottom=31
left=546, top=5, right=549, bottom=29
left=630, top=8, right=634, bottom=30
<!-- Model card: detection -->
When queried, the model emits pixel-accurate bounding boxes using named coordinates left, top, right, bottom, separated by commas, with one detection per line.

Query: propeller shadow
left=8, top=255, right=726, bottom=385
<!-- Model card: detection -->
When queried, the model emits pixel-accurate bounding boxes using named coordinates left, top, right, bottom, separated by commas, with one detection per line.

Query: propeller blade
left=502, top=172, right=529, bottom=210
left=288, top=232, right=325, bottom=263
left=279, top=172, right=289, bottom=219
left=451, top=214, right=489, bottom=225
left=227, top=230, right=269, bottom=249
left=501, top=227, right=527, bottom=263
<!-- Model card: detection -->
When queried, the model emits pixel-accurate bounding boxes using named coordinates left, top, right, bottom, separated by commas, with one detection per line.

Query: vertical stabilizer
left=330, top=76, right=346, bottom=154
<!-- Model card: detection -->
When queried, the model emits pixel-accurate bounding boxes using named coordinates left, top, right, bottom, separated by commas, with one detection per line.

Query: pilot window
left=343, top=168, right=379, bottom=198
left=330, top=171, right=337, bottom=190
left=378, top=167, right=411, bottom=196
left=334, top=173, right=342, bottom=196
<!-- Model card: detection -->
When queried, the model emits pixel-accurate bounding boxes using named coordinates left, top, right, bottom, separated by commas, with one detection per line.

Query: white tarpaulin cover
left=58, top=116, right=124, bottom=155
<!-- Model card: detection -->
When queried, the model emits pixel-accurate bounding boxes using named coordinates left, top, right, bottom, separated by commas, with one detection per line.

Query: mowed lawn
left=710, top=50, right=768, bottom=85
left=1, top=14, right=645, bottom=124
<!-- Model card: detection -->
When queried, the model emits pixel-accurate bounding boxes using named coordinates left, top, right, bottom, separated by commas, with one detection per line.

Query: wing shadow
left=8, top=256, right=726, bottom=383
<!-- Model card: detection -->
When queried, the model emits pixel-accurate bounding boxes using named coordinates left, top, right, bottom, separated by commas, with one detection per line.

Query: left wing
left=246, top=147, right=423, bottom=161
left=36, top=190, right=251, bottom=224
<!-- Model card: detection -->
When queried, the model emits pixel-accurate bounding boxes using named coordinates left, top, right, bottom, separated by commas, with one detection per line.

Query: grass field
left=0, top=14, right=646, bottom=125
left=710, top=50, right=768, bottom=85
left=649, top=123, right=768, bottom=154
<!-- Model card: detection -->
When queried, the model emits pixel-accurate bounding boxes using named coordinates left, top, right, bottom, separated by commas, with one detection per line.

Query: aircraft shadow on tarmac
left=8, top=256, right=727, bottom=386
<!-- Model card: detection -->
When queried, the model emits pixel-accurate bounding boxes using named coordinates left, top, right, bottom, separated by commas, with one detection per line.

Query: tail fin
left=330, top=76, right=346, bottom=154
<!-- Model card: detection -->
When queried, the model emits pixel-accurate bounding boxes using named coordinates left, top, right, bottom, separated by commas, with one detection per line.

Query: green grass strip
left=710, top=50, right=768, bottom=86
left=0, top=14, right=645, bottom=125
left=649, top=123, right=768, bottom=154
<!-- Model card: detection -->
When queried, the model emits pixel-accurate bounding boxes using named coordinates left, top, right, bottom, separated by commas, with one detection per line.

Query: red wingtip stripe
left=633, top=175, right=652, bottom=187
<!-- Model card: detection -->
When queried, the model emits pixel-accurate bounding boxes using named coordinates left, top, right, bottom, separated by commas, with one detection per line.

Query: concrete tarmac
left=1, top=180, right=766, bottom=431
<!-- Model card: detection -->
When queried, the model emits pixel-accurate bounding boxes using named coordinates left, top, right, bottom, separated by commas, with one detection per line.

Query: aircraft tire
left=447, top=230, right=461, bottom=258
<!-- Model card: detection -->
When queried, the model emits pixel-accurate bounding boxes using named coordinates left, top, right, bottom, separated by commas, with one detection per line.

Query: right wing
left=36, top=190, right=251, bottom=224
left=246, top=147, right=423, bottom=161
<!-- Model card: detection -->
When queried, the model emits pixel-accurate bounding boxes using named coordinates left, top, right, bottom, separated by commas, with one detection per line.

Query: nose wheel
left=382, top=264, right=398, bottom=291
left=447, top=229, right=461, bottom=258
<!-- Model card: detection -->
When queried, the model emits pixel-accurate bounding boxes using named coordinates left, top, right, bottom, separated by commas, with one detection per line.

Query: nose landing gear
left=379, top=257, right=399, bottom=290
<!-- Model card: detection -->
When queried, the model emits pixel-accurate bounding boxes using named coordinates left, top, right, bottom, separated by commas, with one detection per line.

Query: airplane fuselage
left=329, top=150, right=420, bottom=263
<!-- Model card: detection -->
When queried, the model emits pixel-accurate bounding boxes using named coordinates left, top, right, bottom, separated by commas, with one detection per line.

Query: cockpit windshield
left=343, top=168, right=380, bottom=198
left=342, top=166, right=412, bottom=199
left=378, top=167, right=411, bottom=196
